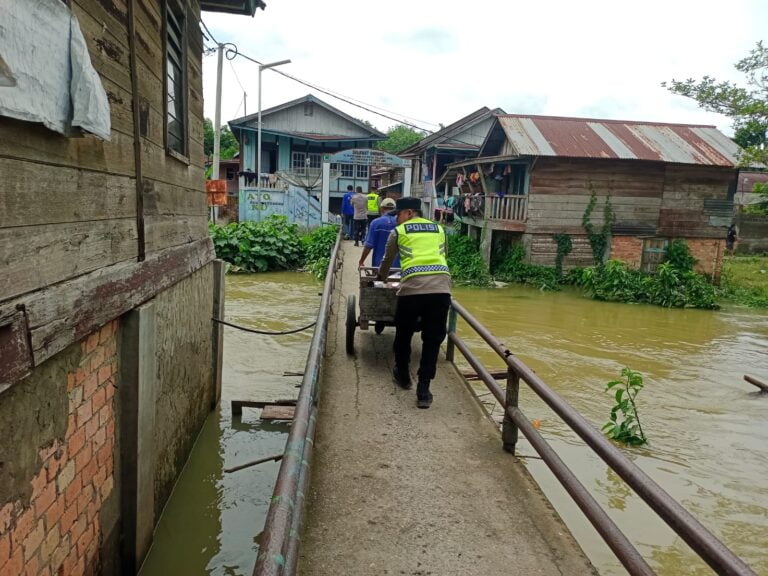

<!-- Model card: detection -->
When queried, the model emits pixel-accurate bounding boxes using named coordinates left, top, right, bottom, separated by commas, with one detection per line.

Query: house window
left=641, top=238, right=668, bottom=273
left=226, top=167, right=236, bottom=181
left=165, top=0, right=186, bottom=156
left=356, top=164, right=369, bottom=179
left=292, top=152, right=306, bottom=170
left=340, top=163, right=354, bottom=178
left=304, top=102, right=314, bottom=116
left=292, top=152, right=322, bottom=171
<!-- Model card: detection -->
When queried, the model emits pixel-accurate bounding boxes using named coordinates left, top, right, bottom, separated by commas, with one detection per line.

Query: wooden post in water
left=744, top=374, right=768, bottom=392
left=446, top=306, right=457, bottom=362
left=502, top=367, right=520, bottom=454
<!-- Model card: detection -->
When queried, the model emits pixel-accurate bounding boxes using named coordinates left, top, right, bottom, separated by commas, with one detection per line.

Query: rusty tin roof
left=496, top=114, right=740, bottom=166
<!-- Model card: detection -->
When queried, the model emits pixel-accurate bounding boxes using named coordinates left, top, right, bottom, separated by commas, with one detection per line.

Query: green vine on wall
left=553, top=233, right=573, bottom=278
left=582, top=186, right=614, bottom=265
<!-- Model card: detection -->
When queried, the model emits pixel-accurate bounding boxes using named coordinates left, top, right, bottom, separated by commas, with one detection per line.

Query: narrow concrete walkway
left=299, top=243, right=596, bottom=576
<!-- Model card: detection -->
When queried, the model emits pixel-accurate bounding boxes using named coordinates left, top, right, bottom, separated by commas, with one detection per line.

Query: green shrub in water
left=303, top=225, right=339, bottom=279
left=603, top=368, right=647, bottom=446
left=446, top=233, right=493, bottom=286
left=493, top=243, right=561, bottom=291
left=209, top=216, right=305, bottom=272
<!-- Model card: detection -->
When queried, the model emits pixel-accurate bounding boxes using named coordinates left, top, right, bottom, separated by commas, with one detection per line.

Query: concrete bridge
left=250, top=232, right=757, bottom=576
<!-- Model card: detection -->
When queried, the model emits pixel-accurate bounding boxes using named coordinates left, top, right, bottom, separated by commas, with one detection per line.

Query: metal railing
left=445, top=299, right=757, bottom=576
left=487, top=194, right=527, bottom=221
left=252, top=227, right=343, bottom=576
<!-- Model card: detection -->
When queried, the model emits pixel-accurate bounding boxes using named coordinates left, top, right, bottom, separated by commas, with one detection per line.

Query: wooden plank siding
left=525, top=158, right=731, bottom=239
left=527, top=158, right=663, bottom=235
left=0, top=0, right=213, bottom=387
left=657, top=165, right=733, bottom=238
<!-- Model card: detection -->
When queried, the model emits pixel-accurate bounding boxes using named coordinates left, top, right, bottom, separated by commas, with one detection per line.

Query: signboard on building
left=324, top=148, right=410, bottom=168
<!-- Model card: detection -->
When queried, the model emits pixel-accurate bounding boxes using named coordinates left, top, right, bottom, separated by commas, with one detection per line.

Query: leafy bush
left=446, top=233, right=493, bottom=286
left=577, top=259, right=718, bottom=309
left=664, top=238, right=696, bottom=272
left=302, top=225, right=339, bottom=279
left=209, top=216, right=305, bottom=272
left=603, top=368, right=647, bottom=446
left=493, top=243, right=561, bottom=291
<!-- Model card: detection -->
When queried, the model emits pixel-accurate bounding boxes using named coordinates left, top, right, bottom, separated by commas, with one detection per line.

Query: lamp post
left=257, top=59, right=291, bottom=192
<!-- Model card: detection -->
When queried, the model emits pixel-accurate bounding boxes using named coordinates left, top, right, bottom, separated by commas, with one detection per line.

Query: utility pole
left=211, top=43, right=224, bottom=221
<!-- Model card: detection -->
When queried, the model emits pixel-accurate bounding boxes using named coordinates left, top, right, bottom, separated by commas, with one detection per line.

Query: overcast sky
left=200, top=0, right=766, bottom=137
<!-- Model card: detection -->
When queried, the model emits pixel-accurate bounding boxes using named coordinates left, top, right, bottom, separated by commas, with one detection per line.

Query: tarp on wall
left=0, top=0, right=111, bottom=139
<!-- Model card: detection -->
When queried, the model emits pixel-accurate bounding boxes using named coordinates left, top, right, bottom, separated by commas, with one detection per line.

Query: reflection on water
left=454, top=284, right=768, bottom=575
left=139, top=272, right=320, bottom=576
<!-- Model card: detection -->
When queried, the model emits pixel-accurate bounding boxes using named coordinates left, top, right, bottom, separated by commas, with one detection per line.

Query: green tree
left=204, top=118, right=239, bottom=160
left=375, top=124, right=426, bottom=155
left=663, top=41, right=767, bottom=168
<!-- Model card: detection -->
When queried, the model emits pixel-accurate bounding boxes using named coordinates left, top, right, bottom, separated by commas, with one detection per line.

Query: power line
left=228, top=58, right=246, bottom=94
left=226, top=45, right=436, bottom=134
left=197, top=20, right=485, bottom=151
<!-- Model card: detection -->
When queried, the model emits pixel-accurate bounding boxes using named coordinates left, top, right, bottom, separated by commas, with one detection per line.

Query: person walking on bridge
left=341, top=184, right=355, bottom=240
left=366, top=188, right=380, bottom=226
left=350, top=186, right=368, bottom=247
left=378, top=197, right=452, bottom=409
left=358, top=197, right=400, bottom=269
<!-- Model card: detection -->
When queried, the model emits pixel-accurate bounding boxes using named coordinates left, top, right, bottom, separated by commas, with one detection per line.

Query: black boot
left=392, top=366, right=412, bottom=389
left=416, top=381, right=433, bottom=409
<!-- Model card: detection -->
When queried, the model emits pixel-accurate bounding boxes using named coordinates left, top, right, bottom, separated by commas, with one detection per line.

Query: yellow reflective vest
left=366, top=193, right=380, bottom=214
left=396, top=218, right=449, bottom=281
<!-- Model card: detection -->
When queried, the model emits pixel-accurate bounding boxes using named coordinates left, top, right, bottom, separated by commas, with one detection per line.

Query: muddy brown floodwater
left=453, top=284, right=768, bottom=575
left=140, top=274, right=768, bottom=576
left=139, top=272, right=320, bottom=576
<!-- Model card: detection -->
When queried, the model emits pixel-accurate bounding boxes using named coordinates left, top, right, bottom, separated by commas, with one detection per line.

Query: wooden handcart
left=346, top=267, right=400, bottom=355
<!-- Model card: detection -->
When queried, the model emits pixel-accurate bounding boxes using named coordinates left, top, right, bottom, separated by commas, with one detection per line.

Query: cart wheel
left=346, top=295, right=357, bottom=355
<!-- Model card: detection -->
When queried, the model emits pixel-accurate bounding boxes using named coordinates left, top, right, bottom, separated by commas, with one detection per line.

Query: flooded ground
left=139, top=272, right=319, bottom=576
left=141, top=273, right=767, bottom=576
left=452, top=284, right=768, bottom=575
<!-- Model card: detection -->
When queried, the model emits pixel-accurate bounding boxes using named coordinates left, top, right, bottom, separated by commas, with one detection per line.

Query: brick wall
left=610, top=236, right=643, bottom=268
left=0, top=321, right=118, bottom=575
left=687, top=238, right=725, bottom=281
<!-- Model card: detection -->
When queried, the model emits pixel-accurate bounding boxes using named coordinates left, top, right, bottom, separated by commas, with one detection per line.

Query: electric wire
left=199, top=20, right=484, bottom=152
left=213, top=317, right=317, bottom=336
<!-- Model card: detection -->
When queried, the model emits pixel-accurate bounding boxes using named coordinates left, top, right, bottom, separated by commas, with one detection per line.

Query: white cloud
left=201, top=0, right=767, bottom=136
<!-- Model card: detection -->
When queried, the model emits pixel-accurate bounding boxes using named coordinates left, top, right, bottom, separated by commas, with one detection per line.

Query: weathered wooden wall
left=526, top=158, right=664, bottom=235
left=657, top=165, right=735, bottom=238
left=0, top=0, right=212, bottom=388
left=526, top=158, right=733, bottom=240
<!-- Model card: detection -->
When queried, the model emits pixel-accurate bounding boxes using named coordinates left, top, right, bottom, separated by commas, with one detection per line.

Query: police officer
left=366, top=188, right=381, bottom=227
left=378, top=197, right=451, bottom=409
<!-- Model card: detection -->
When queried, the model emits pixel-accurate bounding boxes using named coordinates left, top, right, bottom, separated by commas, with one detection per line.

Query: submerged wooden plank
left=261, top=405, right=296, bottom=421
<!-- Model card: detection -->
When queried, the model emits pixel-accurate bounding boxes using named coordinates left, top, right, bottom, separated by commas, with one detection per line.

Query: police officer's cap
left=393, top=197, right=422, bottom=213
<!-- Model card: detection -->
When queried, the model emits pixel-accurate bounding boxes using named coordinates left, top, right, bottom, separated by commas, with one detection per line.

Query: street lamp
left=257, top=59, right=291, bottom=191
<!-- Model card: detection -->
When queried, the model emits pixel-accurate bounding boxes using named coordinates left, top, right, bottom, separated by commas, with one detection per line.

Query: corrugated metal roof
left=497, top=114, right=740, bottom=166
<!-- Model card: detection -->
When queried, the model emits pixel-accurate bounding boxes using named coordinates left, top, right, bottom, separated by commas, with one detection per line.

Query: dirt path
left=299, top=243, right=597, bottom=576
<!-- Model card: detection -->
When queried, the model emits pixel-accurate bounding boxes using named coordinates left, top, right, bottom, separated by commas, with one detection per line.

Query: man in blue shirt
left=341, top=185, right=355, bottom=239
left=358, top=197, right=400, bottom=269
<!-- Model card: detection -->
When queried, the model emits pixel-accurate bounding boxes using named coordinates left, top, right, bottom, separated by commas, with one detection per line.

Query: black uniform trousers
left=393, top=292, right=451, bottom=397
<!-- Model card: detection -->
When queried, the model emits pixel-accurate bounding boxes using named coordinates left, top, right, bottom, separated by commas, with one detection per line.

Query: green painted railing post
left=502, top=367, right=520, bottom=454
left=445, top=305, right=457, bottom=362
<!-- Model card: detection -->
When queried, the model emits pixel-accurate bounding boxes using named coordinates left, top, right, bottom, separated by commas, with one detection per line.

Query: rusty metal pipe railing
left=283, top=406, right=318, bottom=574
left=450, top=333, right=655, bottom=576
left=449, top=298, right=757, bottom=576
left=253, top=227, right=342, bottom=576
